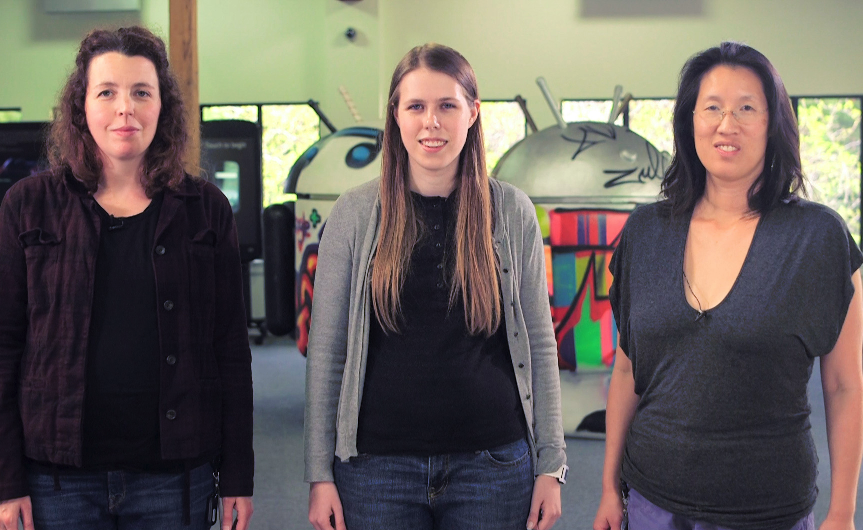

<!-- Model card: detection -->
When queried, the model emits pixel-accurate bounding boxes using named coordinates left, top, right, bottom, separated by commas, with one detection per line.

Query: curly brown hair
left=48, top=26, right=188, bottom=196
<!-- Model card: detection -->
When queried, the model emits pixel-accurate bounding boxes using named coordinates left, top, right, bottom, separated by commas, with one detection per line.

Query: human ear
left=469, top=99, right=479, bottom=127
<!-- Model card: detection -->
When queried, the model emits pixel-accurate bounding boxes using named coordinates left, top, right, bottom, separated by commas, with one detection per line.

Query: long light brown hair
left=372, top=43, right=501, bottom=336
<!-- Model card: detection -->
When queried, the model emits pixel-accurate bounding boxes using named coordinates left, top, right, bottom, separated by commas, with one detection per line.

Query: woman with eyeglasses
left=593, top=42, right=863, bottom=530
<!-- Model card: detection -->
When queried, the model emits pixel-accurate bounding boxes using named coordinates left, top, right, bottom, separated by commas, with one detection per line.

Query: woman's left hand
left=526, top=475, right=562, bottom=530
left=221, top=496, right=253, bottom=530
left=818, top=513, right=854, bottom=530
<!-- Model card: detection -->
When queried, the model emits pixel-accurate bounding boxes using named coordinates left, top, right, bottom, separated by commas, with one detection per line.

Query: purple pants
left=627, top=488, right=815, bottom=530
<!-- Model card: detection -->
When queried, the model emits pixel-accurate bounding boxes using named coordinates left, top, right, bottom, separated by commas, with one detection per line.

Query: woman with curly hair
left=0, top=26, right=253, bottom=530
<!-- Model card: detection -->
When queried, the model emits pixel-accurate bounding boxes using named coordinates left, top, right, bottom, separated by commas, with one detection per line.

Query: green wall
left=1, top=0, right=862, bottom=127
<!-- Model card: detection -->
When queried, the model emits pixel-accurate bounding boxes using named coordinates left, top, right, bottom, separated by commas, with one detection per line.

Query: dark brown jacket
left=0, top=171, right=253, bottom=500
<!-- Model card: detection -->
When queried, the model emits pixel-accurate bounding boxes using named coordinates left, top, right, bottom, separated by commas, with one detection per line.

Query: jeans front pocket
left=481, top=437, right=530, bottom=467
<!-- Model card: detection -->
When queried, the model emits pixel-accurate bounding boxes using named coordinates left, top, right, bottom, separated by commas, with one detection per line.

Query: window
left=201, top=104, right=321, bottom=207
left=561, top=100, right=622, bottom=125
left=202, top=105, right=258, bottom=123
left=261, top=105, right=320, bottom=207
left=798, top=97, right=862, bottom=244
left=481, top=100, right=526, bottom=172
left=627, top=98, right=675, bottom=156
left=0, top=109, right=23, bottom=123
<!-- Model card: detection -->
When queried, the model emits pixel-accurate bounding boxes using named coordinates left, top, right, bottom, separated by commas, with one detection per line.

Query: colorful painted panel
left=546, top=208, right=629, bottom=371
left=294, top=199, right=333, bottom=356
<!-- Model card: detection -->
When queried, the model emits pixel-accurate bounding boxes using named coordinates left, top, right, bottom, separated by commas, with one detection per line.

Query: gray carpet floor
left=249, top=336, right=863, bottom=529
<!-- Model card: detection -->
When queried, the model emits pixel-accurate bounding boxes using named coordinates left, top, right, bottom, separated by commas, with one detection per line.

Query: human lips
left=112, top=126, right=140, bottom=137
left=419, top=138, right=447, bottom=149
left=714, top=142, right=740, bottom=153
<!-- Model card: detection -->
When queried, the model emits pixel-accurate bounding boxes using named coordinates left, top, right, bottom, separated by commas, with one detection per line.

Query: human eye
left=405, top=103, right=422, bottom=111
left=135, top=89, right=152, bottom=98
left=739, top=104, right=758, bottom=114
left=97, top=89, right=113, bottom=97
left=704, top=104, right=721, bottom=112
left=441, top=101, right=457, bottom=110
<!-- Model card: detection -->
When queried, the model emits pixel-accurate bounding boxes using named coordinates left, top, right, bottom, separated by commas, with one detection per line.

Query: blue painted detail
left=551, top=252, right=577, bottom=306
left=351, top=146, right=370, bottom=161
left=345, top=142, right=379, bottom=169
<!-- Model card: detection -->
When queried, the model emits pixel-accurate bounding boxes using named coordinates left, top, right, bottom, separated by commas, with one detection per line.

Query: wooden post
left=169, top=0, right=199, bottom=175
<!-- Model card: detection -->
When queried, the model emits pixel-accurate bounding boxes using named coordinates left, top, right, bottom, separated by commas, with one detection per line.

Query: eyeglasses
left=693, top=105, right=767, bottom=126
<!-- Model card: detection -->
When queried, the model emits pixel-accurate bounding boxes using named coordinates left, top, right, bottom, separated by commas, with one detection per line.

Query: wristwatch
left=542, top=464, right=569, bottom=485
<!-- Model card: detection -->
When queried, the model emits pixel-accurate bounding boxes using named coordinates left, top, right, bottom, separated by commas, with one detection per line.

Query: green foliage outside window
left=481, top=101, right=525, bottom=173
left=628, top=99, right=675, bottom=156
left=261, top=105, right=320, bottom=207
left=798, top=98, right=862, bottom=244
left=561, top=100, right=622, bottom=125
left=0, top=110, right=23, bottom=123
left=201, top=104, right=321, bottom=208
left=202, top=105, right=258, bottom=123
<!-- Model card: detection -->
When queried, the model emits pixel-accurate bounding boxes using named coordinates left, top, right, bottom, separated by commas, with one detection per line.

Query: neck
left=98, top=158, right=146, bottom=196
left=407, top=166, right=457, bottom=197
left=697, top=174, right=756, bottom=221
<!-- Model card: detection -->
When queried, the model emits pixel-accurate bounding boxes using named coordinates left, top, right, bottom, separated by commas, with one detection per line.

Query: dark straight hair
left=661, top=41, right=805, bottom=215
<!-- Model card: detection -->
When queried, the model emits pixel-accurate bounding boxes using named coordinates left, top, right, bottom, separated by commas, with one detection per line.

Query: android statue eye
left=345, top=142, right=380, bottom=169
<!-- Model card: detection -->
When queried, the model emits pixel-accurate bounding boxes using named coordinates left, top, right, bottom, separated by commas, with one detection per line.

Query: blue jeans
left=333, top=437, right=534, bottom=530
left=627, top=488, right=815, bottom=530
left=27, top=463, right=215, bottom=530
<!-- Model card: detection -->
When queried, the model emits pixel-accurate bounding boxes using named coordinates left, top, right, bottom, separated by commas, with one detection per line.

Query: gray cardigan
left=303, top=177, right=566, bottom=482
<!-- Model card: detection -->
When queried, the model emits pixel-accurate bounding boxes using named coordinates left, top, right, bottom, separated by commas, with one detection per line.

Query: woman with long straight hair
left=305, top=43, right=567, bottom=530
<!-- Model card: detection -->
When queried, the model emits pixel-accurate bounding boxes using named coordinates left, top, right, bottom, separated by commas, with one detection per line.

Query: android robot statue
left=493, top=79, right=668, bottom=437
left=285, top=85, right=666, bottom=438
left=287, top=120, right=384, bottom=356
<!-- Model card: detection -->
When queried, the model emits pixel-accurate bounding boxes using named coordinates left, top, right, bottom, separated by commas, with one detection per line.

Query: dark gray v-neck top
left=609, top=199, right=863, bottom=530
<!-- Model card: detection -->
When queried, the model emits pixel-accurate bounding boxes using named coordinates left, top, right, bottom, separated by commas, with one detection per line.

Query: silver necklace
left=682, top=270, right=707, bottom=321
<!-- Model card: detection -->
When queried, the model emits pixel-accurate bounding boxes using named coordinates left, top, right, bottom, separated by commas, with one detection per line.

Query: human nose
left=716, top=109, right=738, bottom=130
left=424, top=110, right=440, bottom=129
left=117, top=93, right=133, bottom=116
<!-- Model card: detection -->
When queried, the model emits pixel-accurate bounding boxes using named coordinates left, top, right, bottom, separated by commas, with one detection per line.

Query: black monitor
left=0, top=122, right=49, bottom=205
left=200, top=120, right=262, bottom=263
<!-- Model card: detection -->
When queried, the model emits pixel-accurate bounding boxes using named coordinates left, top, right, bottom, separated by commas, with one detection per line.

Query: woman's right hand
left=308, top=481, right=346, bottom=530
left=0, top=496, right=33, bottom=530
left=593, top=488, right=624, bottom=530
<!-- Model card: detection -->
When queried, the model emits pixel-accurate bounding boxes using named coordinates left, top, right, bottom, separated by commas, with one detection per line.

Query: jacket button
left=503, top=268, right=509, bottom=273
left=436, top=282, right=444, bottom=289
left=165, top=409, right=177, bottom=420
left=513, top=331, right=519, bottom=337
left=437, top=263, right=443, bottom=270
left=163, top=300, right=174, bottom=311
left=154, top=245, right=166, bottom=255
left=435, top=242, right=442, bottom=249
left=525, top=394, right=531, bottom=400
left=518, top=363, right=525, bottom=368
left=166, top=355, right=177, bottom=366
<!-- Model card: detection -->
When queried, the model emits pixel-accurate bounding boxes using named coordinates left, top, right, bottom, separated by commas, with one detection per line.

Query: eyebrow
left=701, top=93, right=761, bottom=102
left=402, top=96, right=459, bottom=105
left=91, top=81, right=157, bottom=90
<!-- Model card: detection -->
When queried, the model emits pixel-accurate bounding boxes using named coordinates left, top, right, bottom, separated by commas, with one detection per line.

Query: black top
left=356, top=192, right=525, bottom=455
left=82, top=193, right=168, bottom=470
left=609, top=199, right=863, bottom=530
